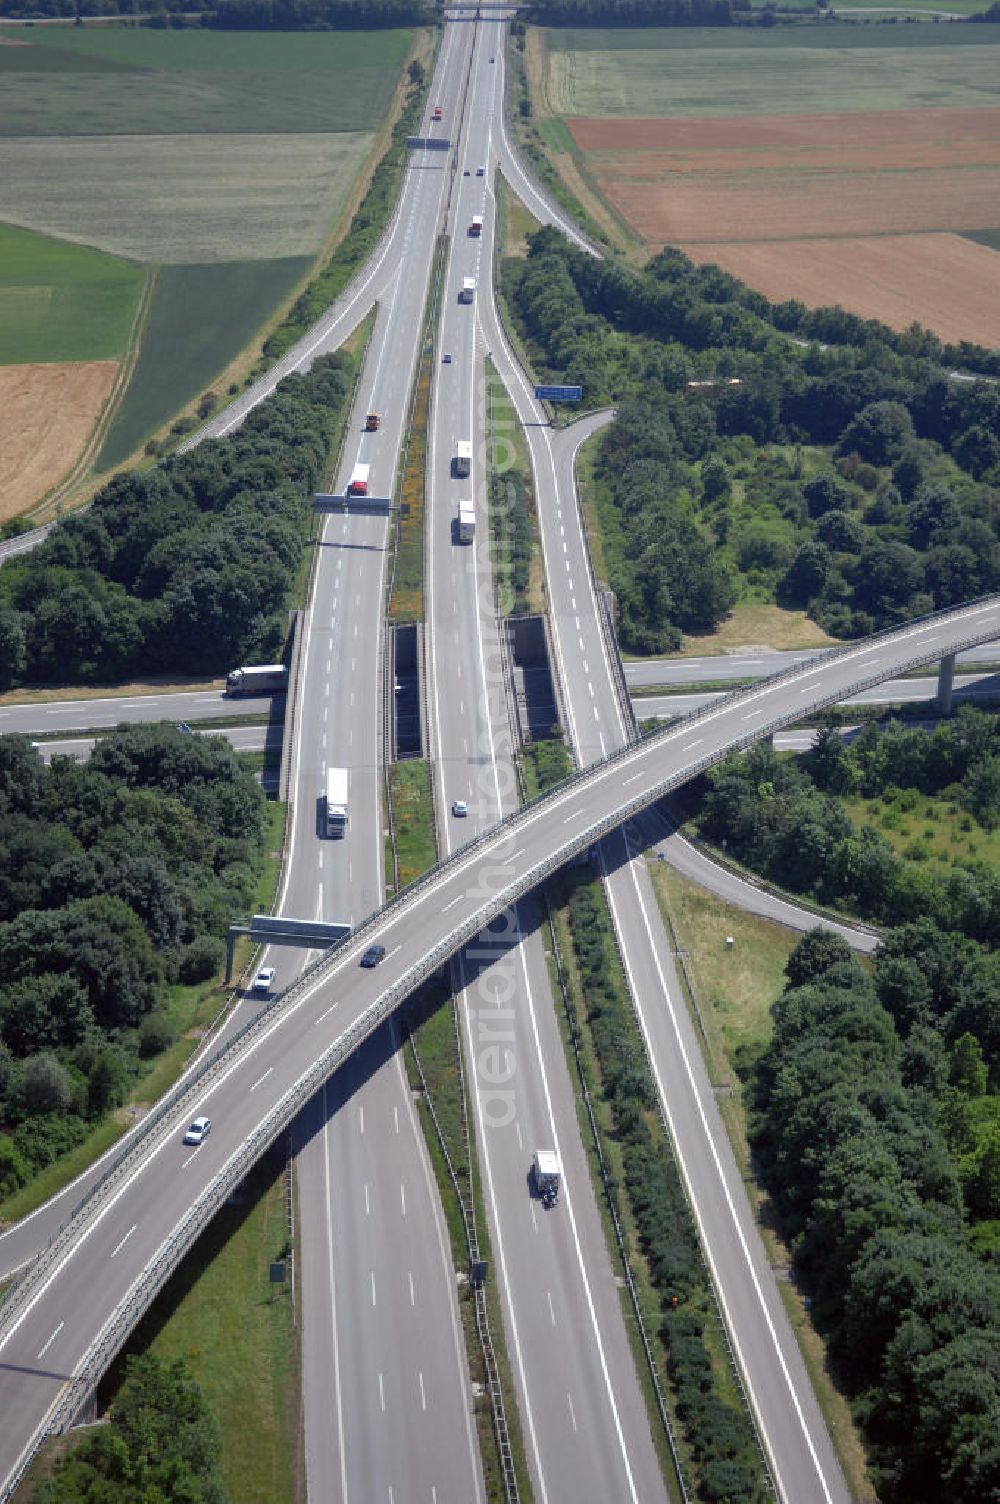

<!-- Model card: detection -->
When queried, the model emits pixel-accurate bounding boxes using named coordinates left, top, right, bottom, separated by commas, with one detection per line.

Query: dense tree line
left=0, top=726, right=265, bottom=1199
left=528, top=0, right=732, bottom=24
left=36, top=1354, right=226, bottom=1504
left=0, top=0, right=430, bottom=23
left=0, top=353, right=352, bottom=689
left=503, top=229, right=1000, bottom=643
left=565, top=876, right=765, bottom=1501
left=698, top=708, right=1000, bottom=940
left=752, top=926, right=1000, bottom=1500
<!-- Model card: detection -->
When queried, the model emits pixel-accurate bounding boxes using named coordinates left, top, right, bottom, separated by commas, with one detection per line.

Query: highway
left=475, top=201, right=853, bottom=1498
left=270, top=19, right=485, bottom=1500
left=3, top=19, right=998, bottom=1504
left=624, top=642, right=1000, bottom=689
left=635, top=671, right=1000, bottom=721
left=425, top=19, right=665, bottom=1498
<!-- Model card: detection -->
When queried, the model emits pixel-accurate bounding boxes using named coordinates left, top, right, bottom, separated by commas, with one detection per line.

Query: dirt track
left=0, top=360, right=117, bottom=521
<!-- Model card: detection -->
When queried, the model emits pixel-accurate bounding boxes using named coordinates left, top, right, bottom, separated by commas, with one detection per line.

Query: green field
left=99, top=256, right=311, bottom=466
left=0, top=130, right=373, bottom=265
left=0, top=27, right=409, bottom=135
left=543, top=23, right=1000, bottom=117
left=0, top=221, right=143, bottom=364
left=963, top=227, right=1000, bottom=251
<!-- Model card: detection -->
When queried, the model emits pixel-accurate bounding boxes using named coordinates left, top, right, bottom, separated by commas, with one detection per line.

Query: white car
left=183, top=1116, right=212, bottom=1147
left=452, top=800, right=468, bottom=818
left=476, top=165, right=485, bottom=176
left=252, top=966, right=276, bottom=993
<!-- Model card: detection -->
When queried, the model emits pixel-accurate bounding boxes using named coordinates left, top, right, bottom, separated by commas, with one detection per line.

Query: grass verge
left=647, top=857, right=877, bottom=1501
left=390, top=234, right=447, bottom=620
left=387, top=759, right=436, bottom=891
left=487, top=358, right=544, bottom=616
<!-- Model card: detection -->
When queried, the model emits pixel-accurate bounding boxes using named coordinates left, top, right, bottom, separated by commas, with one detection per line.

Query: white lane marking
left=181, top=1148, right=202, bottom=1168
left=36, top=1321, right=63, bottom=1361
left=563, top=808, right=587, bottom=823
left=365, top=1183, right=370, bottom=1216
left=314, top=1002, right=338, bottom=1026
left=379, top=1372, right=385, bottom=1412
left=110, top=1225, right=137, bottom=1259
left=249, top=1067, right=274, bottom=1092
left=371, top=1271, right=377, bottom=1307
left=567, top=1392, right=578, bottom=1433
left=443, top=895, right=463, bottom=912
left=611, top=851, right=836, bottom=1504
left=400, top=1183, right=406, bottom=1217
left=741, top=710, right=761, bottom=721
left=682, top=738, right=704, bottom=751
left=393, top=1105, right=400, bottom=1134
left=515, top=1120, right=523, bottom=1150
left=547, top=1291, right=556, bottom=1327
left=623, top=772, right=644, bottom=785
left=409, top=1270, right=415, bottom=1307
left=359, top=1106, right=365, bottom=1136
left=419, top=1371, right=427, bottom=1411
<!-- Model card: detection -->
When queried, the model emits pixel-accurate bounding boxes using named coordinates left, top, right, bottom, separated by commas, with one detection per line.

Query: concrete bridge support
left=937, top=652, right=957, bottom=715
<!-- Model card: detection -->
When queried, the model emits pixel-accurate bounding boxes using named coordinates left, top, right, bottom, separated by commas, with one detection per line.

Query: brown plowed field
left=0, top=360, right=117, bottom=521
left=570, top=106, right=1000, bottom=153
left=679, top=234, right=1000, bottom=348
left=607, top=167, right=1000, bottom=243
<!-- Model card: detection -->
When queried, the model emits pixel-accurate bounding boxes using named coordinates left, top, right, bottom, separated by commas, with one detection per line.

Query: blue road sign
left=534, top=385, right=583, bottom=402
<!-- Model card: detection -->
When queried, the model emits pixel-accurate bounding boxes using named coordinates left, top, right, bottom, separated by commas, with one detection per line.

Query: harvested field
left=0, top=131, right=374, bottom=265
left=680, top=234, right=1000, bottom=348
left=0, top=361, right=117, bottom=520
left=569, top=105, right=1000, bottom=153
left=599, top=166, right=1000, bottom=243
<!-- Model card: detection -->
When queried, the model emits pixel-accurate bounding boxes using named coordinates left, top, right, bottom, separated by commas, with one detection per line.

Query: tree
left=0, top=973, right=92, bottom=1055
left=839, top=400, right=915, bottom=467
left=19, top=1053, right=73, bottom=1116
left=700, top=454, right=731, bottom=502
left=778, top=540, right=831, bottom=605
left=0, top=608, right=26, bottom=691
left=785, top=929, right=856, bottom=988
left=802, top=472, right=855, bottom=518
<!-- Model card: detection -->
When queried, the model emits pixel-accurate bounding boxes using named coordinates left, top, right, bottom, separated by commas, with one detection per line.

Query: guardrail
left=3, top=595, right=1000, bottom=1489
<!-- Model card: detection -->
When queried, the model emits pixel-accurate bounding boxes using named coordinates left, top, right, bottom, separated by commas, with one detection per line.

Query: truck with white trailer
left=459, top=277, right=476, bottom=304
left=347, top=462, right=370, bottom=496
left=532, top=1149, right=561, bottom=1208
left=325, top=766, right=349, bottom=837
left=226, top=664, right=288, bottom=696
left=457, top=498, right=475, bottom=543
left=469, top=215, right=484, bottom=237
left=453, top=441, right=472, bottom=478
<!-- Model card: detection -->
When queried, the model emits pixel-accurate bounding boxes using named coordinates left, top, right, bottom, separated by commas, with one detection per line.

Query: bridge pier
left=937, top=652, right=957, bottom=715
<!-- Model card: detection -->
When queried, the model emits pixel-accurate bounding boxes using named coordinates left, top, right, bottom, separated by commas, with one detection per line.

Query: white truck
left=226, top=664, right=288, bottom=696
left=453, top=440, right=472, bottom=478
left=469, top=215, right=484, bottom=238
left=459, top=276, right=476, bottom=304
left=347, top=462, right=370, bottom=497
left=325, top=766, right=349, bottom=838
left=532, top=1149, right=561, bottom=1208
left=457, top=498, right=475, bottom=543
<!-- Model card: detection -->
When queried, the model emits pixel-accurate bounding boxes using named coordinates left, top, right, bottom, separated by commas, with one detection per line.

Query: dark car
left=360, top=944, right=386, bottom=968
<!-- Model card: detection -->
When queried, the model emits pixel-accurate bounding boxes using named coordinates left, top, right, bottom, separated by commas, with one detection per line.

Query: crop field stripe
left=543, top=21, right=1000, bottom=52
left=99, top=256, right=313, bottom=469
left=0, top=221, right=144, bottom=365
left=0, top=26, right=413, bottom=72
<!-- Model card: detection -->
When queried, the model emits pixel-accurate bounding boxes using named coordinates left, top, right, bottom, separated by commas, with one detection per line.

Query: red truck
left=432, top=105, right=443, bottom=121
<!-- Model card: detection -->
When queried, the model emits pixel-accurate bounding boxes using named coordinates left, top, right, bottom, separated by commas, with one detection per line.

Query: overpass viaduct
left=1, top=596, right=999, bottom=1499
